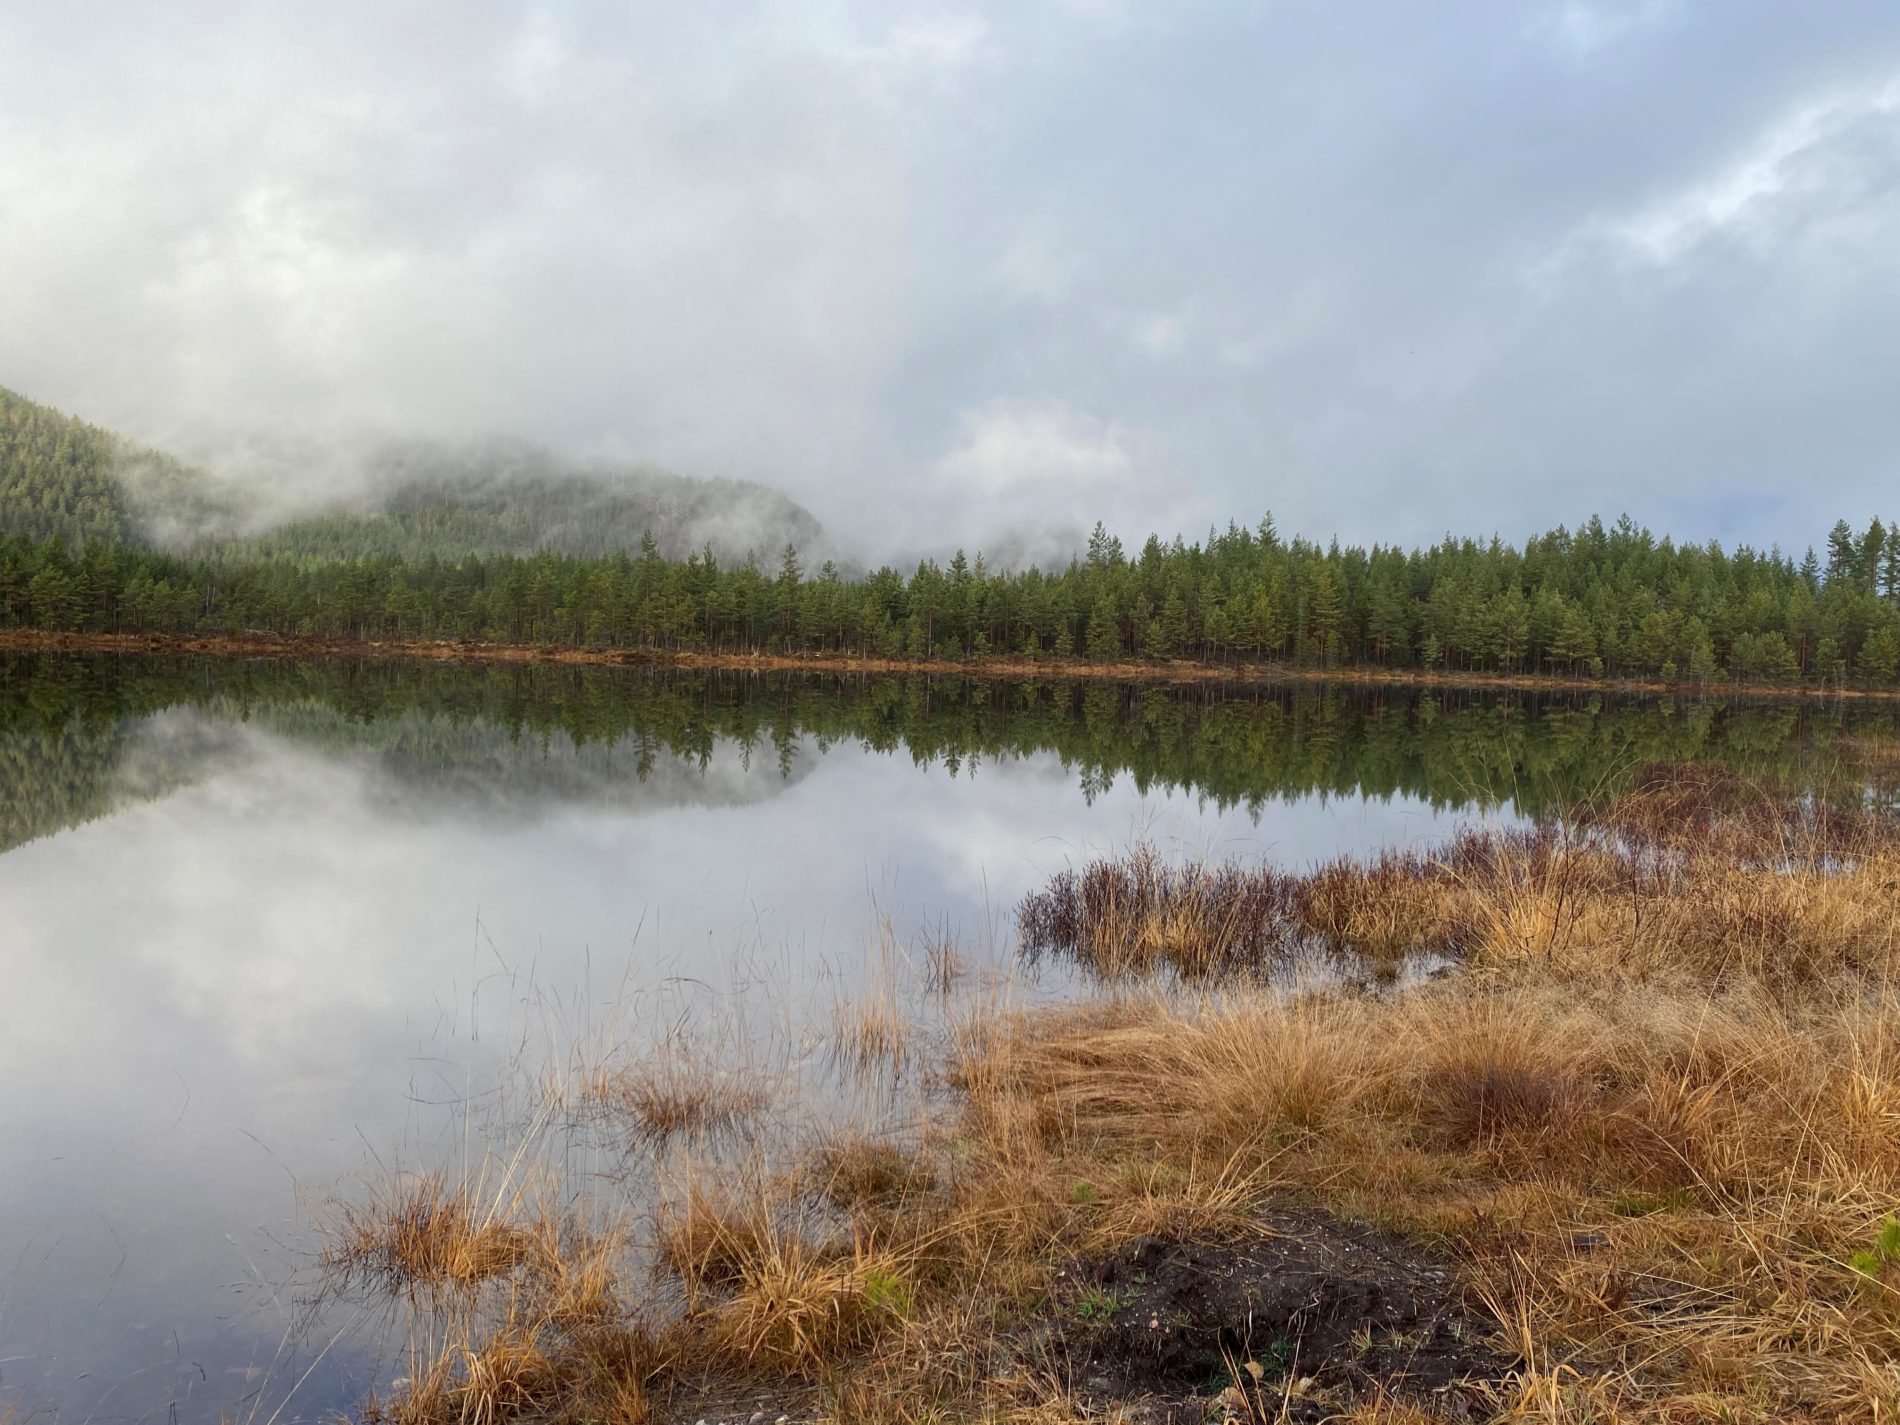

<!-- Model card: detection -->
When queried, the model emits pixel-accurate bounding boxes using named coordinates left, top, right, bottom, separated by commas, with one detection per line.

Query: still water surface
left=1, top=654, right=1890, bottom=1423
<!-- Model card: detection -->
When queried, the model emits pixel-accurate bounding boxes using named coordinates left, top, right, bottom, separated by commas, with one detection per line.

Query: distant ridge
left=0, top=386, right=825, bottom=564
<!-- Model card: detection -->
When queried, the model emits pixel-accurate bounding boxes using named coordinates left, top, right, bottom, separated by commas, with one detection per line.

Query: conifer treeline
left=5, top=512, right=1900, bottom=686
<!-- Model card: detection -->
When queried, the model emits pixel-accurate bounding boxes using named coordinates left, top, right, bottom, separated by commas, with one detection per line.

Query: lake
left=1, top=653, right=1891, bottom=1423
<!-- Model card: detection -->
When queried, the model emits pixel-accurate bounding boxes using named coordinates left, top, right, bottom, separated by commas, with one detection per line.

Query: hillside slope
left=0, top=386, right=142, bottom=545
left=0, top=389, right=824, bottom=563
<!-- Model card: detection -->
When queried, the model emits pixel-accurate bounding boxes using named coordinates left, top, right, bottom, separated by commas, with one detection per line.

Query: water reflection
left=1, top=653, right=1895, bottom=1423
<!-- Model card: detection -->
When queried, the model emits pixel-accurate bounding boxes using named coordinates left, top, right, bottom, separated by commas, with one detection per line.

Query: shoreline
left=3, top=626, right=1898, bottom=702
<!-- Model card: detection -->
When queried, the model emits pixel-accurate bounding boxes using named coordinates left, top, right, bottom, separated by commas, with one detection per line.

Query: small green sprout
left=1849, top=1215, right=1900, bottom=1294
left=1073, top=1286, right=1121, bottom=1322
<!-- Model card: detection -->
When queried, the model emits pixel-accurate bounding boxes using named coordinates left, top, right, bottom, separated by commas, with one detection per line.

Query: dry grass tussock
left=329, top=1175, right=666, bottom=1425
left=655, top=1174, right=921, bottom=1377
left=578, top=1053, right=771, bottom=1148
left=325, top=1174, right=539, bottom=1296
left=808, top=1132, right=936, bottom=1209
left=327, top=767, right=1900, bottom=1423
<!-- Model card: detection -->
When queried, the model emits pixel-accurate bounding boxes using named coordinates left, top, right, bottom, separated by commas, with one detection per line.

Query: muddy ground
left=1033, top=1210, right=1517, bottom=1422
left=656, top=1207, right=1516, bottom=1425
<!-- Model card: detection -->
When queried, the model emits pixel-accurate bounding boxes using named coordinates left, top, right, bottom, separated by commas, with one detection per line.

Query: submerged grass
left=325, top=767, right=1900, bottom=1423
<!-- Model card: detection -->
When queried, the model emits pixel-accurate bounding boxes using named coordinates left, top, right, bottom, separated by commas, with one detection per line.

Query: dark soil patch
left=1035, top=1209, right=1517, bottom=1422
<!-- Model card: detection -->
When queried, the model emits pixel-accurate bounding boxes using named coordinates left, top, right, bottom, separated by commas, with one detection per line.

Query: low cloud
left=1554, top=73, right=1900, bottom=270
left=937, top=397, right=1138, bottom=496
left=2, top=2, right=1897, bottom=558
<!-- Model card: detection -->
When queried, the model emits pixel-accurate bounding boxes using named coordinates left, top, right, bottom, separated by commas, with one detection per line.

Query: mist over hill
left=0, top=386, right=826, bottom=564
left=0, top=385, right=226, bottom=548
left=221, top=438, right=826, bottom=564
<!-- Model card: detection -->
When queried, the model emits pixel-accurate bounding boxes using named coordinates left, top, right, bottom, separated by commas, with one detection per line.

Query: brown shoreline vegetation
left=321, top=765, right=1900, bottom=1424
left=11, top=625, right=1900, bottom=702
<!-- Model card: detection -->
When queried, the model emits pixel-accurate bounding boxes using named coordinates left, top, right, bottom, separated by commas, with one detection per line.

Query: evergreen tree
left=1827, top=520, right=1858, bottom=585
left=1860, top=626, right=1900, bottom=684
left=1085, top=597, right=1120, bottom=661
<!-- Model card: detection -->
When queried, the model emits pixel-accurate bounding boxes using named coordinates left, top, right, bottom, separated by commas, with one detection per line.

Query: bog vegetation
left=7, top=385, right=1900, bottom=686
left=318, top=760, right=1900, bottom=1423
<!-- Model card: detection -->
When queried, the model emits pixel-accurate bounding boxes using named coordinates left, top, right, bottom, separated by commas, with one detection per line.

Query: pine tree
left=1305, top=566, right=1344, bottom=662
left=1156, top=586, right=1189, bottom=656
left=1799, top=546, right=1821, bottom=588
left=1826, top=520, right=1857, bottom=585
left=1861, top=519, right=1889, bottom=591
left=1085, top=596, right=1120, bottom=660
left=1859, top=625, right=1900, bottom=684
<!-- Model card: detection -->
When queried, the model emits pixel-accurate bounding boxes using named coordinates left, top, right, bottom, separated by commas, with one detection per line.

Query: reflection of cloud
left=0, top=707, right=249, bottom=854
left=256, top=707, right=821, bottom=823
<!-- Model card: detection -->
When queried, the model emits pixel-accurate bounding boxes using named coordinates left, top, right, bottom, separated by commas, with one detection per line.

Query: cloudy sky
left=2, top=1, right=1897, bottom=562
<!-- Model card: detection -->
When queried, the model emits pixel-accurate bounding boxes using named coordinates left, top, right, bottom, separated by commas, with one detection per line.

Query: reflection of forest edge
left=4, top=650, right=1897, bottom=856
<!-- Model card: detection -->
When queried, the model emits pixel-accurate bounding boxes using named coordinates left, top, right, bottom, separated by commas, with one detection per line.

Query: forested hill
left=0, top=385, right=227, bottom=547
left=221, top=440, right=826, bottom=564
left=0, top=387, right=826, bottom=564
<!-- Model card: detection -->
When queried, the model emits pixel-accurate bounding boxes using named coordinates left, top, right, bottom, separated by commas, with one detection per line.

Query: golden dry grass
left=337, top=1176, right=666, bottom=1425
left=809, top=1133, right=936, bottom=1209
left=324, top=1175, right=537, bottom=1296
left=579, top=1054, right=771, bottom=1148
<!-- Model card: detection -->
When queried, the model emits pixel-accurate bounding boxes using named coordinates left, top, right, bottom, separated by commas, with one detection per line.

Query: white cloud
left=877, top=15, right=991, bottom=72
left=937, top=397, right=1138, bottom=494
left=1128, top=308, right=1190, bottom=358
left=995, top=212, right=1091, bottom=305
left=1572, top=74, right=1900, bottom=267
left=1533, top=0, right=1675, bottom=61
